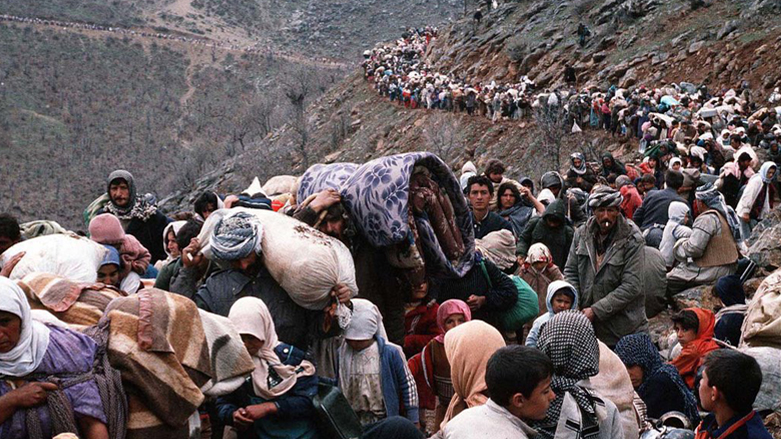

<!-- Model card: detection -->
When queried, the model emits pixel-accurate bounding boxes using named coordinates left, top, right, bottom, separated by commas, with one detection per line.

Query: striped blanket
left=17, top=272, right=126, bottom=329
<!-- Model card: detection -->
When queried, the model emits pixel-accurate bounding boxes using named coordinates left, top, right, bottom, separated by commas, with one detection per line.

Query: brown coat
left=516, top=264, right=564, bottom=317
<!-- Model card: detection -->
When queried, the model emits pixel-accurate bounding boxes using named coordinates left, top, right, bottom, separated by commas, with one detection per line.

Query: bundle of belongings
left=0, top=234, right=109, bottom=283
left=297, top=152, right=475, bottom=287
left=197, top=208, right=359, bottom=319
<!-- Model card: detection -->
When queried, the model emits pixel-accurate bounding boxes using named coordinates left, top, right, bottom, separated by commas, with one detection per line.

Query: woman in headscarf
left=531, top=311, right=623, bottom=439
left=495, top=182, right=536, bottom=238
left=713, top=275, right=747, bottom=347
left=440, top=320, right=505, bottom=429
left=600, top=152, right=627, bottom=179
left=659, top=201, right=692, bottom=270
left=217, top=297, right=319, bottom=439
left=669, top=157, right=684, bottom=173
left=670, top=308, right=720, bottom=389
left=337, top=299, right=419, bottom=427
left=155, top=220, right=187, bottom=270
left=614, top=333, right=699, bottom=424
left=408, top=299, right=471, bottom=434
left=566, top=153, right=597, bottom=192
left=0, top=277, right=109, bottom=439
left=736, top=161, right=776, bottom=241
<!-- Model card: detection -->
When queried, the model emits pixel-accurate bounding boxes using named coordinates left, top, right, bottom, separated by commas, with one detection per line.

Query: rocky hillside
left=162, top=0, right=781, bottom=213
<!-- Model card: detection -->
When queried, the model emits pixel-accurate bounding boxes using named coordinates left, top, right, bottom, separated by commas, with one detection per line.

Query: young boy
left=670, top=308, right=720, bottom=388
left=525, top=281, right=578, bottom=347
left=443, top=345, right=555, bottom=439
left=696, top=350, right=772, bottom=439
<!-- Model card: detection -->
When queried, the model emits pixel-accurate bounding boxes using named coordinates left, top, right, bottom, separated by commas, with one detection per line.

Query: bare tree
left=424, top=114, right=463, bottom=163
left=281, top=67, right=320, bottom=170
left=532, top=94, right=569, bottom=171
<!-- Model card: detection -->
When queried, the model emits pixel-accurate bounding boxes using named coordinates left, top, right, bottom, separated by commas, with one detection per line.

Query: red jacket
left=620, top=185, right=644, bottom=220
left=404, top=300, right=441, bottom=359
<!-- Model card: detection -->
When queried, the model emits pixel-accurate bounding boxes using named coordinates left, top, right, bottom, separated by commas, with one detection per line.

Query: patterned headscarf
left=211, top=212, right=263, bottom=261
left=695, top=182, right=741, bottom=240
left=588, top=186, right=623, bottom=208
left=533, top=311, right=601, bottom=439
left=614, top=333, right=699, bottom=423
left=570, top=153, right=588, bottom=175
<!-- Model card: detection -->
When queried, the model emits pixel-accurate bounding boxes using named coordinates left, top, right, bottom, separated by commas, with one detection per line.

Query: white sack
left=0, top=234, right=107, bottom=283
left=198, top=208, right=358, bottom=311
left=262, top=175, right=298, bottom=196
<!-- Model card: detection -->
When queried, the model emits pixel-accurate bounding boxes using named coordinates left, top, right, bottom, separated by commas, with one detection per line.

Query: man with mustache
left=564, top=186, right=648, bottom=348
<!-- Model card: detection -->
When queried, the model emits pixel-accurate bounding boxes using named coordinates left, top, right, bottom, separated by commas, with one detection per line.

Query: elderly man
left=99, top=170, right=170, bottom=263
left=564, top=187, right=648, bottom=347
left=193, top=212, right=351, bottom=350
left=666, top=183, right=740, bottom=297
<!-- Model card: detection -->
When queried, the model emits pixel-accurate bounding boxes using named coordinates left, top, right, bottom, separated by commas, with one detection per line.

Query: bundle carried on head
left=0, top=234, right=108, bottom=283
left=298, top=152, right=475, bottom=281
left=198, top=208, right=358, bottom=313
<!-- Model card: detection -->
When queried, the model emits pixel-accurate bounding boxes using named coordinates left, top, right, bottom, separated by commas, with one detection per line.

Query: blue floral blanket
left=298, top=152, right=475, bottom=278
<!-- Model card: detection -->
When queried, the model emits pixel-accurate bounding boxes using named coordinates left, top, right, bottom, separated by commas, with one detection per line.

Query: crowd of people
left=0, top=24, right=780, bottom=439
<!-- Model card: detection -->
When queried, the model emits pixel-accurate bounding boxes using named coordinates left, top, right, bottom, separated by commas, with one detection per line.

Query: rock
left=619, top=68, right=637, bottom=88
left=688, top=40, right=705, bottom=54
left=672, top=284, right=721, bottom=311
left=592, top=51, right=608, bottom=63
left=651, top=52, right=670, bottom=65
left=671, top=31, right=692, bottom=47
left=717, top=20, right=739, bottom=40
left=747, top=209, right=781, bottom=271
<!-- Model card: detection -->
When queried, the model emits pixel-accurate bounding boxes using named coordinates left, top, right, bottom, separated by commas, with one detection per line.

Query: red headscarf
left=670, top=308, right=720, bottom=388
left=434, top=299, right=471, bottom=343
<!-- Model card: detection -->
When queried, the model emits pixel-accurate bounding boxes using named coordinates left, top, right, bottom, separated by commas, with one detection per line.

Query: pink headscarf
left=435, top=299, right=471, bottom=343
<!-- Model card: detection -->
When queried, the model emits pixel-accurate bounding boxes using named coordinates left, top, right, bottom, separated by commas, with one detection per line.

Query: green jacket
left=564, top=215, right=648, bottom=346
left=517, top=199, right=574, bottom=269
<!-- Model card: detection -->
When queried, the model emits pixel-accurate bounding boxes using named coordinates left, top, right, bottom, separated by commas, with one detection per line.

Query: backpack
left=478, top=262, right=540, bottom=330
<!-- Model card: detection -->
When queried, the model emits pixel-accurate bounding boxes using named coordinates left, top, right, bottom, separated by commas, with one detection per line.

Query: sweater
left=632, top=188, right=685, bottom=230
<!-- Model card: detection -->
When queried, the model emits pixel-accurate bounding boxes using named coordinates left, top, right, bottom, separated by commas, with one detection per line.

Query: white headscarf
left=228, top=297, right=315, bottom=399
left=0, top=277, right=50, bottom=377
left=342, top=298, right=388, bottom=341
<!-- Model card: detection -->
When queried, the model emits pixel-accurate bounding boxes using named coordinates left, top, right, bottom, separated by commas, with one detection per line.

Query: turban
left=211, top=212, right=263, bottom=261
left=587, top=187, right=623, bottom=208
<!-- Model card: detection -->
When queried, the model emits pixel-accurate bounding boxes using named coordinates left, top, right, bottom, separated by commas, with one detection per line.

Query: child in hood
left=89, top=213, right=151, bottom=279
left=525, top=281, right=578, bottom=348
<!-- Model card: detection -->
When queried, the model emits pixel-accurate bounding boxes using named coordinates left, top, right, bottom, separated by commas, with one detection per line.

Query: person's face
left=346, top=339, right=375, bottom=351
left=0, top=236, right=19, bottom=255
left=649, top=158, right=658, bottom=168
left=549, top=185, right=562, bottom=198
left=0, top=311, right=22, bottom=354
left=626, top=365, right=644, bottom=389
left=739, top=158, right=751, bottom=171
left=515, top=376, right=555, bottom=421
left=500, top=189, right=517, bottom=209
left=572, top=158, right=583, bottom=168
left=240, top=333, right=264, bottom=355
left=201, top=203, right=217, bottom=220
left=691, top=158, right=703, bottom=168
left=411, top=282, right=428, bottom=301
left=698, top=369, right=715, bottom=412
left=545, top=217, right=562, bottom=229
left=603, top=158, right=612, bottom=168
left=109, top=180, right=131, bottom=207
left=594, top=206, right=620, bottom=234
left=231, top=251, right=259, bottom=273
left=166, top=231, right=181, bottom=258
left=468, top=184, right=491, bottom=211
left=443, top=313, right=466, bottom=332
left=675, top=324, right=698, bottom=345
left=319, top=218, right=346, bottom=241
left=767, top=167, right=777, bottom=180
left=672, top=162, right=682, bottom=171
left=488, top=172, right=503, bottom=184
left=97, top=264, right=120, bottom=287
left=551, top=293, right=573, bottom=313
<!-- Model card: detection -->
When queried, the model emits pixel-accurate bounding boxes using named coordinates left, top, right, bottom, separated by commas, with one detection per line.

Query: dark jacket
left=216, top=343, right=319, bottom=439
left=153, top=258, right=182, bottom=291
left=639, top=373, right=693, bottom=421
left=517, top=200, right=574, bottom=270
left=565, top=167, right=598, bottom=193
left=433, top=257, right=517, bottom=328
left=472, top=211, right=514, bottom=240
left=194, top=266, right=338, bottom=350
left=600, top=153, right=627, bottom=178
left=631, top=187, right=685, bottom=230
left=564, top=215, right=648, bottom=346
left=697, top=411, right=773, bottom=439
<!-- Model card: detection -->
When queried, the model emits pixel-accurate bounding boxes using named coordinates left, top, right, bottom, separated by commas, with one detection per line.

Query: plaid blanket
left=198, top=309, right=256, bottom=397
left=17, top=272, right=126, bottom=329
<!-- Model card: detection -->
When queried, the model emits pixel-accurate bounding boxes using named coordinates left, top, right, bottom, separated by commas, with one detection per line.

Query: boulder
left=592, top=51, right=608, bottom=63
left=672, top=284, right=721, bottom=311
left=619, top=68, right=637, bottom=88
left=747, top=209, right=781, bottom=271
left=717, top=20, right=739, bottom=40
left=688, top=40, right=705, bottom=54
